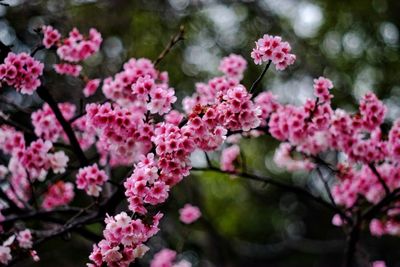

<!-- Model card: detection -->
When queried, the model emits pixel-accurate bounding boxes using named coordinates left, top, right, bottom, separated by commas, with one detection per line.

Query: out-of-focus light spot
left=269, top=76, right=314, bottom=105
left=7, top=0, right=24, bottom=6
left=28, top=16, right=44, bottom=34
left=353, top=66, right=376, bottom=99
left=184, top=45, right=219, bottom=72
left=169, top=0, right=189, bottom=10
left=343, top=32, right=364, bottom=57
left=379, top=22, right=399, bottom=46
left=262, top=0, right=324, bottom=38
left=384, top=97, right=400, bottom=122
left=0, top=23, right=15, bottom=46
left=323, top=31, right=342, bottom=56
left=47, top=0, right=66, bottom=12
left=0, top=6, right=6, bottom=17
left=104, top=37, right=123, bottom=58
left=190, top=149, right=207, bottom=168
left=293, top=3, right=323, bottom=38
left=205, top=4, right=237, bottom=30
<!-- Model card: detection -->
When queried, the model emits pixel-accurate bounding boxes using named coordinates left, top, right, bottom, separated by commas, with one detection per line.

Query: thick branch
left=36, top=86, right=88, bottom=166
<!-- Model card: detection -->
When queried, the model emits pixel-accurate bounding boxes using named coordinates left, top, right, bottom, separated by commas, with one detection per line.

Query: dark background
left=1, top=0, right=400, bottom=266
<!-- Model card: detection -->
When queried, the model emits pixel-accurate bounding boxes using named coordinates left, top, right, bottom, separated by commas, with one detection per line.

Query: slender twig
left=153, top=25, right=185, bottom=67
left=368, top=163, right=390, bottom=195
left=36, top=86, right=88, bottom=166
left=316, top=167, right=337, bottom=208
left=30, top=44, right=45, bottom=57
left=2, top=206, right=81, bottom=225
left=204, top=152, right=212, bottom=168
left=249, top=60, right=272, bottom=95
left=362, top=188, right=400, bottom=220
left=0, top=96, right=33, bottom=113
left=0, top=117, right=35, bottom=136
left=191, top=166, right=352, bottom=224
left=27, top=173, right=38, bottom=210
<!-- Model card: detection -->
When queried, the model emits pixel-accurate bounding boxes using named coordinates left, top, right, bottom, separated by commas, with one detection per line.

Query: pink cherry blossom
left=42, top=181, right=75, bottom=210
left=17, top=229, right=33, bottom=249
left=57, top=28, right=102, bottom=62
left=179, top=204, right=201, bottom=224
left=0, top=52, right=44, bottom=94
left=251, top=34, right=296, bottom=70
left=220, top=145, right=240, bottom=172
left=54, top=63, right=82, bottom=77
left=218, top=54, right=247, bottom=80
left=42, top=25, right=61, bottom=48
left=76, top=163, right=108, bottom=197
left=83, top=78, right=101, bottom=97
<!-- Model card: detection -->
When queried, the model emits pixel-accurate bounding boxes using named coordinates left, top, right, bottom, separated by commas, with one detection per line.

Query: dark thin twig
left=249, top=60, right=272, bottom=95
left=316, top=167, right=337, bottom=208
left=344, top=214, right=361, bottom=267
left=0, top=117, right=35, bottom=136
left=368, top=163, right=390, bottom=195
left=30, top=44, right=45, bottom=57
left=153, top=25, right=185, bottom=67
left=27, top=173, right=38, bottom=210
left=204, top=152, right=212, bottom=168
left=362, top=188, right=400, bottom=220
left=0, top=96, right=33, bottom=113
left=36, top=86, right=88, bottom=166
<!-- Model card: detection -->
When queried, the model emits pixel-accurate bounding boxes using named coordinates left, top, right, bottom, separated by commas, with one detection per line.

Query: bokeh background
left=1, top=0, right=400, bottom=266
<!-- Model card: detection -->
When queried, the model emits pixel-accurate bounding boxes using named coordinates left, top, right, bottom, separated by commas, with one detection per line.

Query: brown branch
left=153, top=25, right=185, bottom=67
left=36, top=86, right=88, bottom=166
left=0, top=117, right=35, bottom=136
left=343, top=214, right=361, bottom=267
left=191, top=166, right=352, bottom=224
left=316, top=167, right=337, bottom=208
left=368, top=163, right=390, bottom=195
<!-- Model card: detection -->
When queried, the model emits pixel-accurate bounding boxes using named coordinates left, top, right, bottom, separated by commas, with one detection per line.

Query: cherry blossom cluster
left=85, top=102, right=154, bottom=166
left=42, top=181, right=75, bottom=210
left=0, top=229, right=38, bottom=265
left=56, top=28, right=102, bottom=62
left=18, top=139, right=69, bottom=181
left=32, top=102, right=76, bottom=142
left=218, top=54, right=247, bottom=80
left=150, top=248, right=191, bottom=267
left=102, top=58, right=173, bottom=111
left=0, top=52, right=44, bottom=94
left=42, top=25, right=61, bottom=48
left=76, top=163, right=108, bottom=197
left=251, top=34, right=296, bottom=70
left=54, top=63, right=82, bottom=77
left=88, top=211, right=162, bottom=267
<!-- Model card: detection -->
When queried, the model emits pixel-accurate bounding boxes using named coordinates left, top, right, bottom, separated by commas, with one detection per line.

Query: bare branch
left=153, top=25, right=185, bottom=67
